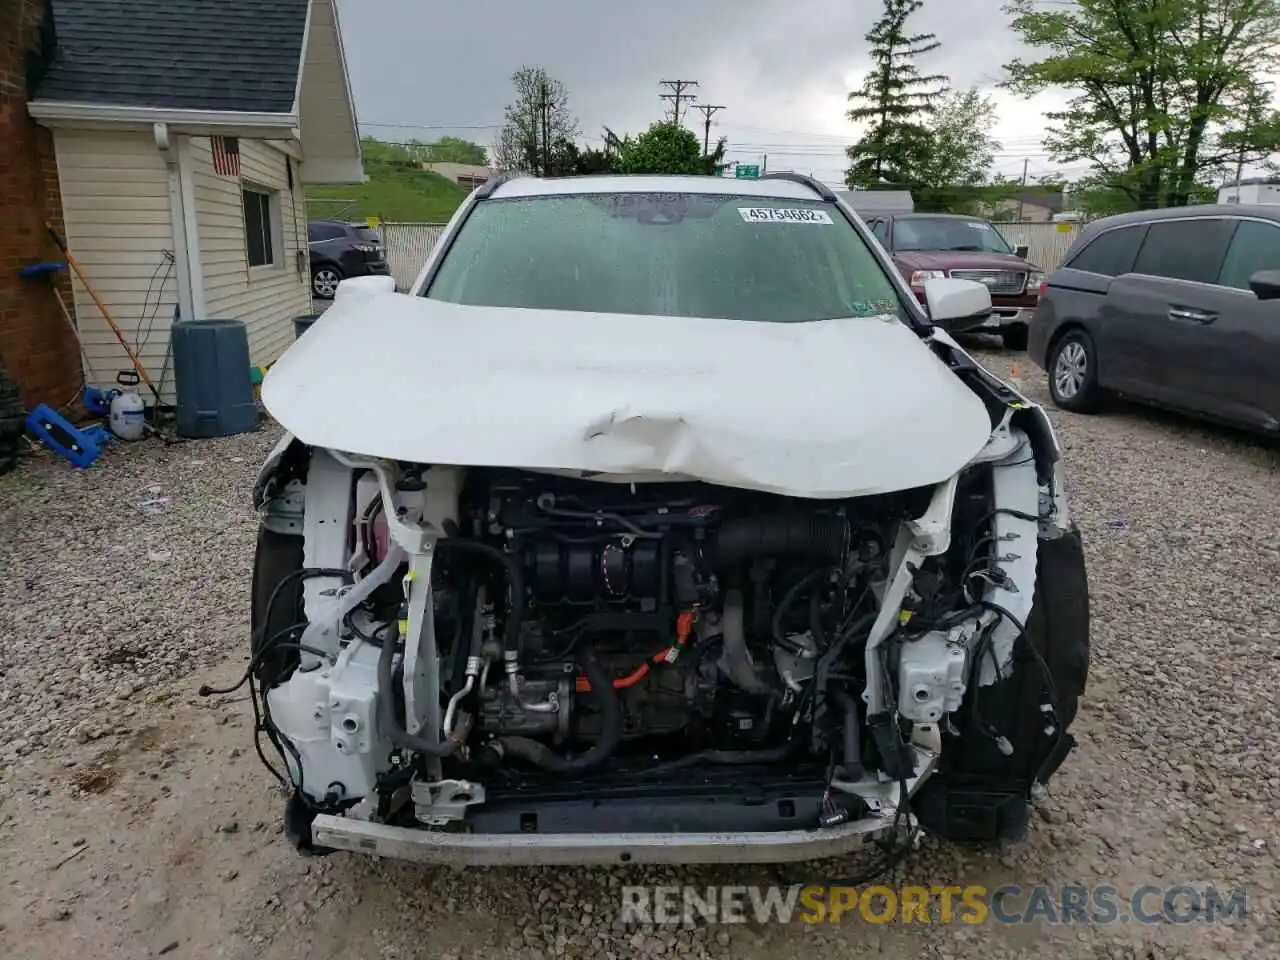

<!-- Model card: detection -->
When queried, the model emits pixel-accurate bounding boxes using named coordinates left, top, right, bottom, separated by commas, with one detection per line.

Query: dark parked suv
left=307, top=220, right=391, bottom=299
left=1029, top=205, right=1280, bottom=435
left=862, top=213, right=1044, bottom=350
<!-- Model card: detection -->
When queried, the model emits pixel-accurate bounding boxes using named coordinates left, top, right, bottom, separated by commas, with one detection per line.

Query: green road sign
left=735, top=164, right=760, bottom=178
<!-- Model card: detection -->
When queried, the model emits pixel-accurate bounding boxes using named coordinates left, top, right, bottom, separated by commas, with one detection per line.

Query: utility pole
left=658, top=80, right=699, bottom=126
left=693, top=104, right=725, bottom=154
left=1016, top=158, right=1029, bottom=221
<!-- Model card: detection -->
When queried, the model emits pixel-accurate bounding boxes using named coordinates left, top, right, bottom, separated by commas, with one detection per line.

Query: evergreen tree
left=845, top=0, right=948, bottom=188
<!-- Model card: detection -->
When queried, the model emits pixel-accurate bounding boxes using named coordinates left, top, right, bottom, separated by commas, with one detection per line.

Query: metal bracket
left=828, top=743, right=938, bottom=820
left=411, top=779, right=487, bottom=826
left=260, top=478, right=305, bottom=535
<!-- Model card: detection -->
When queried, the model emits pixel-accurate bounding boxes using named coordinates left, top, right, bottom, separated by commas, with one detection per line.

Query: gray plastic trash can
left=172, top=319, right=258, bottom=439
left=294, top=313, right=321, bottom=339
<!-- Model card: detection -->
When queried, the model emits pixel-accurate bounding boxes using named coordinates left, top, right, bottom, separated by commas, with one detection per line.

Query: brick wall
left=0, top=0, right=81, bottom=409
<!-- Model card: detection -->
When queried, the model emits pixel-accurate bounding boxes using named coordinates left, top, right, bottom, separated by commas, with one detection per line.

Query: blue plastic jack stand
left=81, top=385, right=119, bottom=418
left=25, top=403, right=112, bottom=468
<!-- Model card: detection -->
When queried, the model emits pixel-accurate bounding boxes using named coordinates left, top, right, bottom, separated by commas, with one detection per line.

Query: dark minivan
left=307, top=220, right=391, bottom=299
left=1029, top=205, right=1280, bottom=435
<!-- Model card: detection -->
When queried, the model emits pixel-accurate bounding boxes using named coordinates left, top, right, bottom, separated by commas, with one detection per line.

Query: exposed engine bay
left=240, top=394, right=1087, bottom=863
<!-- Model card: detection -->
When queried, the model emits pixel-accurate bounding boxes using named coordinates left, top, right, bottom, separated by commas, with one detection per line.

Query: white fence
left=996, top=222, right=1082, bottom=272
left=380, top=222, right=446, bottom=290
left=376, top=219, right=1084, bottom=291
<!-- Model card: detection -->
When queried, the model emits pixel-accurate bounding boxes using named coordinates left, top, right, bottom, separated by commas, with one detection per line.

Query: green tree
left=360, top=136, right=416, bottom=166
left=617, top=121, right=721, bottom=175
left=421, top=136, right=488, bottom=165
left=912, top=87, right=1002, bottom=212
left=1003, top=0, right=1280, bottom=209
left=845, top=0, right=949, bottom=188
left=493, top=66, right=580, bottom=175
left=570, top=144, right=620, bottom=175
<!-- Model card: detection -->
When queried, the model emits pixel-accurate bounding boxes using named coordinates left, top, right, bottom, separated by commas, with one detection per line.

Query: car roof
left=884, top=212, right=986, bottom=221
left=487, top=174, right=830, bottom=202
left=1083, top=203, right=1280, bottom=234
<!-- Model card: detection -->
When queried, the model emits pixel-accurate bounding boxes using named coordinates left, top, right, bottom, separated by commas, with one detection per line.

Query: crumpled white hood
left=262, top=291, right=994, bottom=499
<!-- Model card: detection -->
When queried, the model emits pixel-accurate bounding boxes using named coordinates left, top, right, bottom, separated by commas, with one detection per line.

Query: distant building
left=835, top=189, right=915, bottom=215
left=422, top=162, right=494, bottom=190
left=981, top=189, right=1067, bottom=223
left=1218, top=177, right=1280, bottom=205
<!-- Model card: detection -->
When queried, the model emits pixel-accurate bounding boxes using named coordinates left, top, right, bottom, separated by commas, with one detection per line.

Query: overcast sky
left=333, top=0, right=1081, bottom=186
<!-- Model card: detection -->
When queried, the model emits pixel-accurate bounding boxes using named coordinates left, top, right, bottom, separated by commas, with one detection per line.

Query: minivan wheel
left=1048, top=329, right=1105, bottom=413
left=1000, top=324, right=1029, bottom=352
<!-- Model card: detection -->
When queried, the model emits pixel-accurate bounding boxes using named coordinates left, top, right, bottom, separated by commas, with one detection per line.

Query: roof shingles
left=33, top=0, right=310, bottom=114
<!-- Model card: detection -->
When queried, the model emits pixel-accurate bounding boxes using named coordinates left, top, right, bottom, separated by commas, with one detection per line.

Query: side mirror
left=923, top=277, right=993, bottom=333
left=1014, top=244, right=1030, bottom=260
left=1248, top=269, right=1280, bottom=301
left=334, top=275, right=396, bottom=301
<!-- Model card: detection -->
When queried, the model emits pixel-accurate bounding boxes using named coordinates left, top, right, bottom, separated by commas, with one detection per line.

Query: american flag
left=211, top=136, right=241, bottom=178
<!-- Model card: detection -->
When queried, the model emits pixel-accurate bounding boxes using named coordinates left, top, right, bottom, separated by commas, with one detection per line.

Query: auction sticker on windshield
left=738, top=207, right=833, bottom=224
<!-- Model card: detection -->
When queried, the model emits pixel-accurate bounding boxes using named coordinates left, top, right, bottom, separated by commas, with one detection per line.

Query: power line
left=693, top=104, right=726, bottom=153
left=658, top=80, right=699, bottom=125
left=360, top=120, right=504, bottom=130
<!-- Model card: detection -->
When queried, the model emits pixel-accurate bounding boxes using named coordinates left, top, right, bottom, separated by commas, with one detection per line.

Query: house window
left=243, top=185, right=279, bottom=268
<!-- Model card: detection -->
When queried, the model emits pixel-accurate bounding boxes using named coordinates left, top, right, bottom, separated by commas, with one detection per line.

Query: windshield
left=892, top=216, right=1012, bottom=254
left=424, top=193, right=905, bottom=323
left=353, top=227, right=382, bottom=244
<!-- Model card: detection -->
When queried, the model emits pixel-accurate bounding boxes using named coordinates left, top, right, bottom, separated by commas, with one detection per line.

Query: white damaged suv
left=246, top=173, right=1090, bottom=866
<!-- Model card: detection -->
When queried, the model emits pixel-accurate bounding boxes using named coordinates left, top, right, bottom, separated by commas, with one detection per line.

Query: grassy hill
left=306, top=163, right=468, bottom=223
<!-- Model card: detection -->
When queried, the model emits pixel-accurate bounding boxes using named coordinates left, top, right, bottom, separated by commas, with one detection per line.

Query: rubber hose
left=632, top=742, right=797, bottom=778
left=377, top=617, right=459, bottom=757
left=811, top=612, right=877, bottom=752
left=721, top=588, right=774, bottom=696
left=488, top=655, right=621, bottom=773
left=771, top=569, right=825, bottom=651
left=829, top=688, right=865, bottom=780
left=710, top=514, right=849, bottom=569
left=435, top=538, right=524, bottom=649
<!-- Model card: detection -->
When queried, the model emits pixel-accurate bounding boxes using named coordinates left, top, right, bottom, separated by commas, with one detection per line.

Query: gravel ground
left=1, top=341, right=1277, bottom=959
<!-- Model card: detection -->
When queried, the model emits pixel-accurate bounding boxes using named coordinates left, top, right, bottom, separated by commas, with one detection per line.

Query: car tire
left=1047, top=328, right=1105, bottom=413
left=1000, top=324, right=1029, bottom=352
left=0, top=360, right=26, bottom=477
left=311, top=265, right=343, bottom=300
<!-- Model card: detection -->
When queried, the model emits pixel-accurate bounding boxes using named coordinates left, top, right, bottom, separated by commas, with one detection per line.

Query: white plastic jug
left=109, top=387, right=146, bottom=441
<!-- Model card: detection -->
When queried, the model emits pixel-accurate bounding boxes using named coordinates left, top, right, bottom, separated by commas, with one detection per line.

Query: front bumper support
left=310, top=813, right=902, bottom=866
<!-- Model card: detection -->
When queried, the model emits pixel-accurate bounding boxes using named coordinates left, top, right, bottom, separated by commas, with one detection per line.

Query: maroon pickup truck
left=860, top=213, right=1045, bottom=351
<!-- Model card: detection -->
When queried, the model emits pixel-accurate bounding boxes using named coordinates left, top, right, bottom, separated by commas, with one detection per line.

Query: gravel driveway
left=1, top=344, right=1276, bottom=960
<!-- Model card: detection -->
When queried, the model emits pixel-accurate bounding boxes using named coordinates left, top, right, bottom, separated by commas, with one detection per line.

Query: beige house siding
left=52, top=128, right=179, bottom=400
left=54, top=130, right=312, bottom=405
left=297, top=0, right=355, bottom=163
left=189, top=136, right=311, bottom=369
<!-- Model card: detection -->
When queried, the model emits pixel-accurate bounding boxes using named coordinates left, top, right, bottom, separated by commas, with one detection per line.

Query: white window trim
left=243, top=181, right=285, bottom=277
